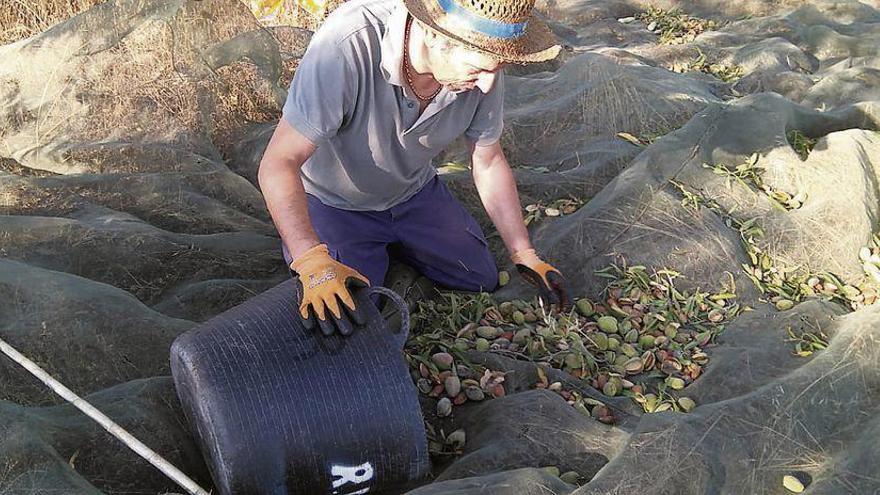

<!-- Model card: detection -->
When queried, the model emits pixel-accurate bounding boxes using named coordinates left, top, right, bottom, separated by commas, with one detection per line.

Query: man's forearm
left=472, top=153, right=532, bottom=256
left=258, top=158, right=321, bottom=264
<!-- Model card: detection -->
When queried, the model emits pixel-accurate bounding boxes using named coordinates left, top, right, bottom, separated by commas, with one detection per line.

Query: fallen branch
left=0, top=336, right=209, bottom=495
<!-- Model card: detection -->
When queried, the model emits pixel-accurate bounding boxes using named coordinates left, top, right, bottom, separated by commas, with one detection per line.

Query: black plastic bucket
left=170, top=280, right=429, bottom=495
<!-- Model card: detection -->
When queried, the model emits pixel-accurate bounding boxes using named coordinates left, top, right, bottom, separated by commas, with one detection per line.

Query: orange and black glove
left=290, top=244, right=371, bottom=337
left=511, top=248, right=571, bottom=313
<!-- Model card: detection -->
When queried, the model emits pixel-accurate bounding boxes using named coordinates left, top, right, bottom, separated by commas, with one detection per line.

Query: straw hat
left=402, top=0, right=561, bottom=63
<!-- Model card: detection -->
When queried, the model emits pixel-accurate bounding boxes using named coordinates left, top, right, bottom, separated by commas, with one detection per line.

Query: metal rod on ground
left=0, top=336, right=210, bottom=495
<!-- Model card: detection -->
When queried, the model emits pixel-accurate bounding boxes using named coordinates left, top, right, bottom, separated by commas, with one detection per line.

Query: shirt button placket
left=405, top=100, right=417, bottom=128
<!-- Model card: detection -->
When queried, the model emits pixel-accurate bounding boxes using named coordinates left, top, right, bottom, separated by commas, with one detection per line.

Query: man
left=258, top=0, right=571, bottom=336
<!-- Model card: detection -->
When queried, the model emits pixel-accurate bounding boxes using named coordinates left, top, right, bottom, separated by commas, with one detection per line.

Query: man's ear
left=419, top=21, right=440, bottom=48
left=418, top=20, right=451, bottom=52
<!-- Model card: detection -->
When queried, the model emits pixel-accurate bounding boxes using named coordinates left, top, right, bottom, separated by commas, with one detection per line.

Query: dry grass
left=1, top=0, right=338, bottom=169
left=253, top=0, right=345, bottom=30
left=0, top=0, right=348, bottom=186
left=0, top=0, right=105, bottom=45
left=0, top=0, right=341, bottom=45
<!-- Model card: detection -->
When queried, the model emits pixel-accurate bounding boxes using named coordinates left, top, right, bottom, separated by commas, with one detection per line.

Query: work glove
left=511, top=248, right=571, bottom=313
left=290, top=243, right=371, bottom=337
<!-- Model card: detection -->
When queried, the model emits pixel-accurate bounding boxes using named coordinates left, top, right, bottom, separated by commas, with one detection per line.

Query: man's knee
left=457, top=257, right=499, bottom=293
left=474, top=267, right=499, bottom=293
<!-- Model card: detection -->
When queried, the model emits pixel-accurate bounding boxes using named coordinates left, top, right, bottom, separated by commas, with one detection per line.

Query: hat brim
left=401, top=0, right=561, bottom=64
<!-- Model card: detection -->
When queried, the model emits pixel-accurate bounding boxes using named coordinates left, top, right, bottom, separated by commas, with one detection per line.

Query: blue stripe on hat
left=436, top=0, right=528, bottom=39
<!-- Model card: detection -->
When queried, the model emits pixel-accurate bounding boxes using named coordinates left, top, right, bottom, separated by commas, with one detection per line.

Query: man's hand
left=511, top=248, right=571, bottom=312
left=290, top=244, right=371, bottom=336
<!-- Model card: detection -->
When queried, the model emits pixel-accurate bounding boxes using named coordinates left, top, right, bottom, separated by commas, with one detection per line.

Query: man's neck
left=405, top=18, right=441, bottom=97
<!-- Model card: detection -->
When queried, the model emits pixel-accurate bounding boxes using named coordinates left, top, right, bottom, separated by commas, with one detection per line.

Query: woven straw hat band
left=404, top=0, right=560, bottom=63
left=436, top=0, right=529, bottom=39
left=440, top=0, right=533, bottom=30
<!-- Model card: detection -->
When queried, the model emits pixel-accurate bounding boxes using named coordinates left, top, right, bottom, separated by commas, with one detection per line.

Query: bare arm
left=257, top=119, right=321, bottom=264
left=470, top=140, right=531, bottom=255
left=471, top=140, right=571, bottom=309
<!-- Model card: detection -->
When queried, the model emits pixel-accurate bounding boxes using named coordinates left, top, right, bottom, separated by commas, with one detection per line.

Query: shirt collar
left=380, top=5, right=409, bottom=87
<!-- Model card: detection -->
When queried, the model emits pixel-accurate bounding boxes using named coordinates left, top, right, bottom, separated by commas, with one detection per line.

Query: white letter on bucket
left=331, top=462, right=374, bottom=494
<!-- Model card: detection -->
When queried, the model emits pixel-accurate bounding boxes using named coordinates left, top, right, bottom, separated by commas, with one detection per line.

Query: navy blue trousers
left=283, top=176, right=499, bottom=292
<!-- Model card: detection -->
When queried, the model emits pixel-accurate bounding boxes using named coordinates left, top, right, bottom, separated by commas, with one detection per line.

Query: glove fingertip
left=332, top=295, right=356, bottom=336
left=560, top=290, right=573, bottom=311
left=549, top=291, right=562, bottom=308
left=356, top=299, right=375, bottom=326
left=298, top=305, right=316, bottom=330
left=337, top=319, right=354, bottom=336
left=347, top=298, right=369, bottom=326
left=317, top=318, right=335, bottom=337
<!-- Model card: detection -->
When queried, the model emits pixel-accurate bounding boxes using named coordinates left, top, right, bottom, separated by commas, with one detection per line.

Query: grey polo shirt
left=281, top=0, right=505, bottom=211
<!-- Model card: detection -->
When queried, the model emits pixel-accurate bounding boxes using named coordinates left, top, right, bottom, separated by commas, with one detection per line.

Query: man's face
left=423, top=28, right=505, bottom=94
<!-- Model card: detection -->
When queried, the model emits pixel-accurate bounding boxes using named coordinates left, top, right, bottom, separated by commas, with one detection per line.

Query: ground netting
left=1, top=0, right=880, bottom=493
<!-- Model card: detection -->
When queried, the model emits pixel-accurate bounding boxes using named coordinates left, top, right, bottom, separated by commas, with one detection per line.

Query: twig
left=0, top=336, right=210, bottom=495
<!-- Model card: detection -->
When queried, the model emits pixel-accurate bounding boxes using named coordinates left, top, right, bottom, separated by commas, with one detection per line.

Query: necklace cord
left=403, top=16, right=442, bottom=102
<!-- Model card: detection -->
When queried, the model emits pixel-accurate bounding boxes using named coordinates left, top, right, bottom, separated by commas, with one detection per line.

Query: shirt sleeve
left=464, top=72, right=505, bottom=147
left=282, top=34, right=356, bottom=145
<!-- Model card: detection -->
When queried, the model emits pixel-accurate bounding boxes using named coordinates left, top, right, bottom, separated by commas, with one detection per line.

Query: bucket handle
left=367, top=286, right=410, bottom=348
